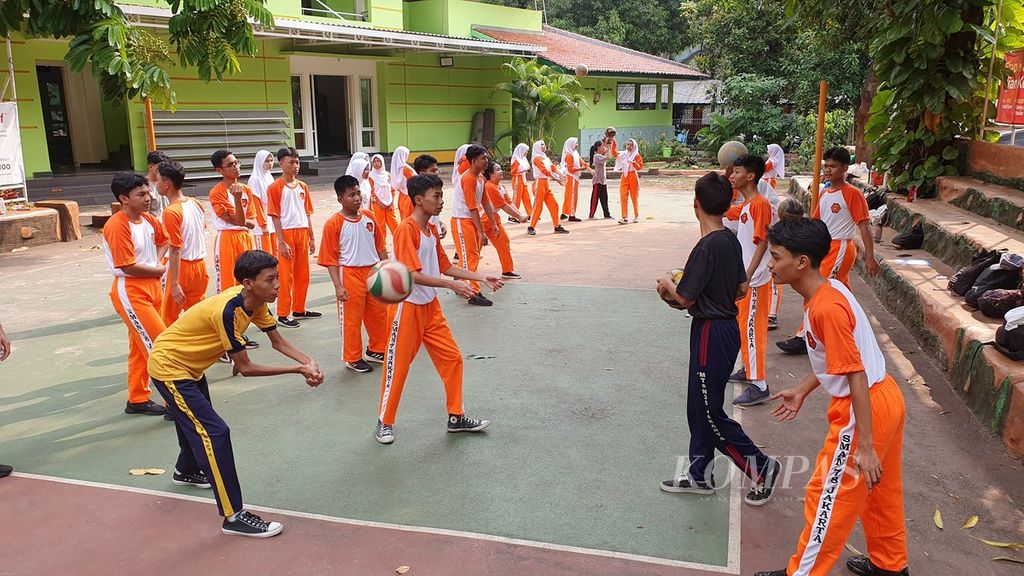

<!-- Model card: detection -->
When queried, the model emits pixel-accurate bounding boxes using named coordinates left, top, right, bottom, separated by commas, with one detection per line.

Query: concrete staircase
left=790, top=140, right=1024, bottom=459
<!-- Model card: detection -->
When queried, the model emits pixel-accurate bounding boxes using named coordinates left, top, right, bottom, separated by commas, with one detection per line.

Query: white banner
left=0, top=101, right=26, bottom=198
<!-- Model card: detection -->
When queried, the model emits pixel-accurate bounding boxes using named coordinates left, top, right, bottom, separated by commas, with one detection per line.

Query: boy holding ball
left=657, top=172, right=780, bottom=505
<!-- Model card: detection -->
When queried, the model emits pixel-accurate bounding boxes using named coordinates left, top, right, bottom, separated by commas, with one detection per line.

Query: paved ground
left=2, top=175, right=1023, bottom=575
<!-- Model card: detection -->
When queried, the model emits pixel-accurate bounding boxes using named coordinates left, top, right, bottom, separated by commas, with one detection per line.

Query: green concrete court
left=0, top=275, right=739, bottom=569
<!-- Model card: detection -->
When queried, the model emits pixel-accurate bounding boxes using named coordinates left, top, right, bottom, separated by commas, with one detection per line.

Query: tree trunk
left=855, top=66, right=879, bottom=167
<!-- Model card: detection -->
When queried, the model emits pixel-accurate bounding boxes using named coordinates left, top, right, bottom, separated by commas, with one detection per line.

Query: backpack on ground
left=965, top=254, right=1024, bottom=307
left=892, top=222, right=924, bottom=250
left=993, top=306, right=1024, bottom=361
left=949, top=249, right=1003, bottom=296
left=978, top=286, right=1024, bottom=319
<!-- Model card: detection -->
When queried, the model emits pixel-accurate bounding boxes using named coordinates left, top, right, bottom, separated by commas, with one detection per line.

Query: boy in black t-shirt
left=656, top=172, right=780, bottom=506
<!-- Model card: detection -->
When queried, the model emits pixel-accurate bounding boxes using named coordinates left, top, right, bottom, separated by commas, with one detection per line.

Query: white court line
left=14, top=471, right=740, bottom=574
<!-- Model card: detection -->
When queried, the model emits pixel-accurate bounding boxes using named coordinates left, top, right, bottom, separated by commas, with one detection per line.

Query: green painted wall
left=577, top=76, right=673, bottom=130
left=101, top=99, right=130, bottom=156
left=446, top=0, right=541, bottom=38
left=404, top=0, right=447, bottom=35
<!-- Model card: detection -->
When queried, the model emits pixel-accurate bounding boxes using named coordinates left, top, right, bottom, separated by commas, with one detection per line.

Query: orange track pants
left=257, top=231, right=278, bottom=257
left=786, top=376, right=907, bottom=576
left=215, top=230, right=255, bottom=293
left=451, top=216, right=481, bottom=293
left=372, top=202, right=399, bottom=240
left=620, top=172, right=639, bottom=220
left=513, top=175, right=533, bottom=216
left=821, top=239, right=857, bottom=288
left=161, top=259, right=209, bottom=325
left=277, top=227, right=311, bottom=318
left=561, top=178, right=580, bottom=217
left=480, top=213, right=514, bottom=274
left=770, top=280, right=783, bottom=317
left=398, top=193, right=414, bottom=220
left=378, top=299, right=464, bottom=425
left=737, top=282, right=772, bottom=381
left=110, top=277, right=166, bottom=404
left=530, top=179, right=560, bottom=230
left=336, top=265, right=388, bottom=363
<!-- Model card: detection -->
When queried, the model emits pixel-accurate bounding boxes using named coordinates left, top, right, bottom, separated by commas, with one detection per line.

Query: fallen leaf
left=396, top=567, right=410, bottom=574
left=845, top=543, right=865, bottom=557
left=939, top=411, right=950, bottom=415
left=934, top=509, right=944, bottom=530
left=993, top=556, right=1024, bottom=564
left=972, top=537, right=1024, bottom=549
left=962, top=515, right=979, bottom=529
left=128, top=468, right=166, bottom=476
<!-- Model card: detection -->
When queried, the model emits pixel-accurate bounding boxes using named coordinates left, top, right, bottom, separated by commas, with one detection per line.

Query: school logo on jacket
left=805, top=332, right=817, bottom=350
left=299, top=190, right=306, bottom=201
left=366, top=221, right=375, bottom=233
left=831, top=203, right=841, bottom=214
left=740, top=213, right=749, bottom=224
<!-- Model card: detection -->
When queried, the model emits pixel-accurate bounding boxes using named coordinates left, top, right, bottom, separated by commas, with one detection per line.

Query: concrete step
left=885, top=195, right=1024, bottom=271
left=966, top=140, right=1024, bottom=192
left=937, top=176, right=1024, bottom=232
left=861, top=232, right=1024, bottom=457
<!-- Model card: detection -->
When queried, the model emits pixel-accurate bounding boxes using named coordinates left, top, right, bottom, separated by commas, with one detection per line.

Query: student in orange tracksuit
left=527, top=140, right=570, bottom=236
left=267, top=146, right=320, bottom=328
left=157, top=161, right=209, bottom=325
left=728, top=154, right=774, bottom=407
left=509, top=142, right=533, bottom=222
left=368, top=154, right=399, bottom=238
left=452, top=144, right=499, bottom=307
left=209, top=149, right=265, bottom=293
left=559, top=137, right=589, bottom=222
left=615, top=138, right=644, bottom=224
left=755, top=217, right=907, bottom=576
left=391, top=146, right=417, bottom=220
left=318, top=175, right=389, bottom=374
left=374, top=173, right=504, bottom=445
left=103, top=172, right=170, bottom=417
left=248, top=150, right=278, bottom=257
left=481, top=161, right=526, bottom=280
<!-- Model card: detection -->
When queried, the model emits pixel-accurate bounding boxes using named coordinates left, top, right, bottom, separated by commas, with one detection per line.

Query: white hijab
left=351, top=152, right=369, bottom=165
left=559, top=137, right=581, bottom=179
left=452, top=144, right=470, bottom=186
left=369, top=154, right=392, bottom=205
left=390, top=146, right=411, bottom=193
left=510, top=143, right=529, bottom=174
left=530, top=140, right=551, bottom=180
left=614, top=139, right=639, bottom=173
left=765, top=144, right=785, bottom=179
left=346, top=158, right=371, bottom=209
left=247, top=150, right=275, bottom=234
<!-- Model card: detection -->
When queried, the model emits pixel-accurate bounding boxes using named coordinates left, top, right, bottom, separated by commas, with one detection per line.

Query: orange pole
left=809, top=80, right=828, bottom=215
left=144, top=97, right=157, bottom=151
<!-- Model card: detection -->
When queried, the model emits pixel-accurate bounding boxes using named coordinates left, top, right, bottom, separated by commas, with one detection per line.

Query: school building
left=3, top=0, right=701, bottom=203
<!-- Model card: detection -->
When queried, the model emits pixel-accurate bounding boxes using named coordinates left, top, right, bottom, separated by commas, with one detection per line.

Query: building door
left=313, top=75, right=349, bottom=157
left=36, top=66, right=74, bottom=171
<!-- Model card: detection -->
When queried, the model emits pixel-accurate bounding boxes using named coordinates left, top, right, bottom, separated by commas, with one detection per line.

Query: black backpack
left=978, top=287, right=1024, bottom=319
left=965, top=266, right=1023, bottom=307
left=994, top=318, right=1024, bottom=361
left=892, top=222, right=924, bottom=250
left=949, top=249, right=1003, bottom=296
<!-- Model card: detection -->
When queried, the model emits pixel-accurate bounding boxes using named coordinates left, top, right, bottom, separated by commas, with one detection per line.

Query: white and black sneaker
left=346, top=360, right=373, bottom=373
left=375, top=420, right=394, bottom=444
left=446, top=414, right=490, bottom=433
left=660, top=476, right=715, bottom=494
left=745, top=458, right=781, bottom=506
left=172, top=469, right=212, bottom=489
left=222, top=510, right=283, bottom=538
left=501, top=271, right=521, bottom=279
left=277, top=316, right=300, bottom=328
left=292, top=310, right=322, bottom=319
left=364, top=349, right=385, bottom=363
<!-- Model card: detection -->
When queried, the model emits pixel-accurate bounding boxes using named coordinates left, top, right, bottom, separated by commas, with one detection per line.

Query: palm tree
left=493, top=57, right=587, bottom=153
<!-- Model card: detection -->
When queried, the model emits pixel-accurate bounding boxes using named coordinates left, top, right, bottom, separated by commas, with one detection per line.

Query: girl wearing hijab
left=345, top=158, right=371, bottom=210
left=248, top=150, right=277, bottom=256
left=451, top=143, right=470, bottom=187
left=509, top=142, right=532, bottom=221
left=390, top=146, right=417, bottom=220
left=368, top=154, right=398, bottom=237
left=527, top=140, right=569, bottom=236
left=764, top=143, right=785, bottom=191
left=614, top=138, right=644, bottom=223
left=559, top=137, right=588, bottom=222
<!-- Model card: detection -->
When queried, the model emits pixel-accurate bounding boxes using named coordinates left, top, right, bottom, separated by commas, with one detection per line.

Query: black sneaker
left=568, top=216, right=582, bottom=222
left=553, top=226, right=570, bottom=234
left=777, top=336, right=808, bottom=355
left=467, top=293, right=493, bottom=306
left=659, top=476, right=715, bottom=494
left=222, top=510, right=283, bottom=538
left=767, top=316, right=779, bottom=331
left=364, top=349, right=385, bottom=363
left=0, top=464, right=12, bottom=479
left=447, top=414, right=490, bottom=433
left=846, top=555, right=910, bottom=576
left=507, top=216, right=518, bottom=224
left=292, top=310, right=322, bottom=319
left=527, top=227, right=536, bottom=235
left=172, top=469, right=212, bottom=489
left=125, top=400, right=167, bottom=416
left=375, top=420, right=395, bottom=444
left=753, top=571, right=786, bottom=576
left=560, top=214, right=568, bottom=221
left=346, top=360, right=373, bottom=373
left=277, top=316, right=300, bottom=328
left=243, top=335, right=259, bottom=349
left=501, top=271, right=521, bottom=279
left=218, top=352, right=232, bottom=363
left=728, top=367, right=749, bottom=383
left=164, top=411, right=175, bottom=422
left=744, top=458, right=781, bottom=506
left=733, top=384, right=771, bottom=406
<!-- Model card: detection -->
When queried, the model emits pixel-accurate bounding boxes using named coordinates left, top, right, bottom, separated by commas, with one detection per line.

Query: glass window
left=660, top=84, right=671, bottom=109
left=616, top=83, right=637, bottom=111
left=291, top=76, right=303, bottom=130
left=362, top=131, right=374, bottom=147
left=639, top=84, right=657, bottom=110
left=360, top=78, right=373, bottom=128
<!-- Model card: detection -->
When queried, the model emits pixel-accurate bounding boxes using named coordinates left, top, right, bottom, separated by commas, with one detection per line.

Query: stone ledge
left=937, top=175, right=1024, bottom=232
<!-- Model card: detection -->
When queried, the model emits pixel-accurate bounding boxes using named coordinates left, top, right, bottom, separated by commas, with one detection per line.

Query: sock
left=227, top=511, right=241, bottom=522
left=752, top=379, right=768, bottom=392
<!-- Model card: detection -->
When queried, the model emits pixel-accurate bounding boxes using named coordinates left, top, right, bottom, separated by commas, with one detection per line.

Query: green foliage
left=0, top=0, right=273, bottom=109
left=793, top=109, right=855, bottom=169
left=493, top=57, right=587, bottom=149
left=696, top=74, right=799, bottom=156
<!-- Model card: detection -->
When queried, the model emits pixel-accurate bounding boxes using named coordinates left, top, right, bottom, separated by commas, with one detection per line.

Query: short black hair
left=413, top=154, right=437, bottom=174
left=823, top=147, right=851, bottom=165
left=234, top=250, right=278, bottom=282
left=157, top=161, right=186, bottom=189
left=408, top=173, right=443, bottom=200
left=465, top=145, right=487, bottom=162
left=482, top=161, right=500, bottom=180
left=147, top=151, right=169, bottom=166
left=733, top=154, right=765, bottom=182
left=778, top=198, right=805, bottom=221
left=211, top=149, right=233, bottom=169
left=277, top=146, right=300, bottom=161
left=333, top=175, right=360, bottom=197
left=694, top=171, right=732, bottom=216
left=110, top=172, right=149, bottom=202
left=767, top=218, right=832, bottom=268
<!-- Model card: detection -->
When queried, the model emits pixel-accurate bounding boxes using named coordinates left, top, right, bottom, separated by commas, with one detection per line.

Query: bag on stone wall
left=865, top=189, right=885, bottom=211
left=994, top=306, right=1024, bottom=361
left=891, top=222, right=924, bottom=250
left=965, top=255, right=1024, bottom=307
left=977, top=287, right=1024, bottom=319
left=949, top=249, right=1003, bottom=296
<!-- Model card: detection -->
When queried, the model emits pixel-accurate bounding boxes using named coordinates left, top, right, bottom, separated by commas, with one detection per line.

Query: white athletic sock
left=752, top=379, right=768, bottom=392
left=227, top=511, right=241, bottom=522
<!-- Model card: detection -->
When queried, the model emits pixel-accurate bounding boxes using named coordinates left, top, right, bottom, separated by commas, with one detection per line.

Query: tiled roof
left=474, top=25, right=704, bottom=79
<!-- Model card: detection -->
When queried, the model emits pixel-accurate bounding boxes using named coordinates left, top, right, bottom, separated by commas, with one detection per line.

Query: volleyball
left=575, top=64, right=588, bottom=77
left=717, top=141, right=748, bottom=168
left=662, top=268, right=686, bottom=310
left=367, top=260, right=414, bottom=303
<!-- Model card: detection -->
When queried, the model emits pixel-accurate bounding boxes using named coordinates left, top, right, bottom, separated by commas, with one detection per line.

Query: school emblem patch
left=831, top=203, right=841, bottom=214
left=805, top=332, right=817, bottom=350
left=366, top=221, right=375, bottom=232
left=740, top=213, right=748, bottom=224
